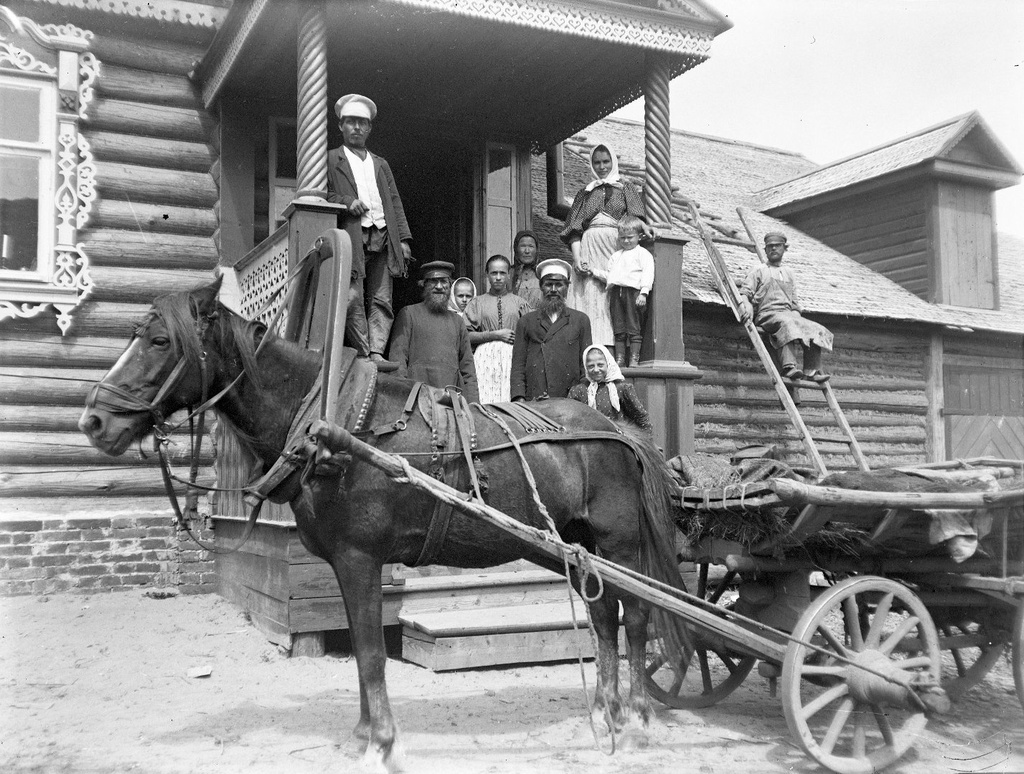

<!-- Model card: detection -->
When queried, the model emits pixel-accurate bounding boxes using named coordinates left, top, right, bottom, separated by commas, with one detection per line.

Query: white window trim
left=0, top=8, right=98, bottom=335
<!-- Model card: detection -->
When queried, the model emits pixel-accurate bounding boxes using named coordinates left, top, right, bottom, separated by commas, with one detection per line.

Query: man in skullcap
left=327, top=94, right=413, bottom=362
left=389, top=261, right=479, bottom=402
left=511, top=258, right=593, bottom=401
left=739, top=232, right=833, bottom=381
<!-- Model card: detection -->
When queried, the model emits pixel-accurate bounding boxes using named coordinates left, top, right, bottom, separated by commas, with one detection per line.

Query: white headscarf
left=583, top=344, right=624, bottom=412
left=583, top=142, right=623, bottom=192
left=448, top=277, right=477, bottom=317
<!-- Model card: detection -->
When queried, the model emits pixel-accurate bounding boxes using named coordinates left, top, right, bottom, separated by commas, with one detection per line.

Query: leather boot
left=628, top=339, right=642, bottom=367
left=614, top=340, right=626, bottom=367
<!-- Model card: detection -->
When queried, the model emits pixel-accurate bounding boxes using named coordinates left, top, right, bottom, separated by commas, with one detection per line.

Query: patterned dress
left=464, top=291, right=530, bottom=403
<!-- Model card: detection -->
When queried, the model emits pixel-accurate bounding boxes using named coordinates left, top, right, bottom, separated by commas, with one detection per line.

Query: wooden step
left=400, top=601, right=621, bottom=671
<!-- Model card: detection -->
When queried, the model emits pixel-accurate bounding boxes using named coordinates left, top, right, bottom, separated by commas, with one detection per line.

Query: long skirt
left=474, top=341, right=513, bottom=403
left=569, top=219, right=617, bottom=348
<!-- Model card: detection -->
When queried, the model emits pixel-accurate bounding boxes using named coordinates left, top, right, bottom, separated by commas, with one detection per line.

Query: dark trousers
left=609, top=285, right=643, bottom=342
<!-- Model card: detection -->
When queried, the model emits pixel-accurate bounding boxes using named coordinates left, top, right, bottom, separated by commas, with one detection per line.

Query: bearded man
left=510, top=259, right=593, bottom=401
left=389, top=261, right=479, bottom=403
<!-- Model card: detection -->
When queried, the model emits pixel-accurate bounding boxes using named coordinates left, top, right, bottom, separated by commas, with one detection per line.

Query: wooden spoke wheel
left=781, top=577, right=942, bottom=774
left=645, top=564, right=756, bottom=709
left=933, top=610, right=1012, bottom=701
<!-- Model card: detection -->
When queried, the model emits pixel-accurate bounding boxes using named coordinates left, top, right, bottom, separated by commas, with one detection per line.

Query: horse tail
left=625, top=428, right=693, bottom=666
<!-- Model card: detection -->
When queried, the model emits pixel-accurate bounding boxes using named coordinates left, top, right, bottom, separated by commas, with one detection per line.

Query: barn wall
left=0, top=4, right=221, bottom=595
left=934, top=181, right=996, bottom=309
left=684, top=306, right=930, bottom=472
left=786, top=182, right=931, bottom=300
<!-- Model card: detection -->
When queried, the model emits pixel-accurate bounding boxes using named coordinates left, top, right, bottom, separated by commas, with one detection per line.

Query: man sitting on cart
left=739, top=232, right=833, bottom=382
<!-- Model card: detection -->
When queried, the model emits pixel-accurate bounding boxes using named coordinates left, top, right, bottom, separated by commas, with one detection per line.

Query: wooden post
left=643, top=52, right=673, bottom=227
left=630, top=234, right=702, bottom=458
left=926, top=332, right=946, bottom=462
left=218, top=94, right=256, bottom=266
left=295, top=0, right=328, bottom=197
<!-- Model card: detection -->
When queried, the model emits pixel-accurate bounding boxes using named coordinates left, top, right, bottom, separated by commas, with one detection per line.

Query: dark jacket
left=326, top=147, right=413, bottom=277
left=510, top=308, right=592, bottom=401
left=389, top=302, right=479, bottom=403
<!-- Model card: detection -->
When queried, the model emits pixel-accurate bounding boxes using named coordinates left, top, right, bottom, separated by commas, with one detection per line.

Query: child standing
left=568, top=344, right=653, bottom=433
left=594, top=214, right=654, bottom=367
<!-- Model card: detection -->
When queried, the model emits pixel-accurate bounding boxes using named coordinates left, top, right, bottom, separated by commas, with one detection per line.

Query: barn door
left=944, top=364, right=1024, bottom=459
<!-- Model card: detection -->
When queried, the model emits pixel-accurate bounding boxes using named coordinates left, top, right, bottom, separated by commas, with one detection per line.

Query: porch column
left=296, top=1, right=328, bottom=197
left=643, top=52, right=673, bottom=226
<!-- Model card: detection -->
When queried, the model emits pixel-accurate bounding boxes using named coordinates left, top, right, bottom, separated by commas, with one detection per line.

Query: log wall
left=684, top=306, right=930, bottom=471
left=786, top=182, right=931, bottom=300
left=0, top=3, right=222, bottom=595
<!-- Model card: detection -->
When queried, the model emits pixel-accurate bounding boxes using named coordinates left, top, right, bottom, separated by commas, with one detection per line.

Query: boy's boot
left=628, top=338, right=642, bottom=367
left=614, top=338, right=626, bottom=367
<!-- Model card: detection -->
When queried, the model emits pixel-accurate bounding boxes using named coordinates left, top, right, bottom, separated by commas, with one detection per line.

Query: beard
left=541, top=295, right=566, bottom=317
left=424, top=290, right=449, bottom=313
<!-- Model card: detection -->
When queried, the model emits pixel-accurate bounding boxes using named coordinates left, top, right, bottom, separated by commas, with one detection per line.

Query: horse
left=79, top=277, right=690, bottom=771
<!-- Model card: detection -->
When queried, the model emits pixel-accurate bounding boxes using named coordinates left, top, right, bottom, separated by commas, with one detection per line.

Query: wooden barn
left=0, top=0, right=1021, bottom=669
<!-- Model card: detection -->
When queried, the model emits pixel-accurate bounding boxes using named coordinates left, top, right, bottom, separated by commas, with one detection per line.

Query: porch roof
left=192, top=0, right=731, bottom=149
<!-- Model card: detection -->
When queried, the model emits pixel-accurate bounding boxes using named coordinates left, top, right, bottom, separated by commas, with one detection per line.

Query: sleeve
left=577, top=315, right=593, bottom=380
left=620, top=384, right=653, bottom=433
left=739, top=266, right=758, bottom=302
left=567, top=383, right=588, bottom=405
left=389, top=308, right=412, bottom=376
left=510, top=315, right=529, bottom=400
left=789, top=269, right=802, bottom=312
left=463, top=298, right=483, bottom=332
left=639, top=247, right=655, bottom=295
left=623, top=182, right=648, bottom=221
left=456, top=323, right=479, bottom=403
left=379, top=159, right=412, bottom=243
left=558, top=188, right=590, bottom=244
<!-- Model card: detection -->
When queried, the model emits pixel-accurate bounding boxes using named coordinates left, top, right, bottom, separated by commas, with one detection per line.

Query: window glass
left=0, top=84, right=42, bottom=143
left=0, top=153, right=40, bottom=272
left=486, top=204, right=512, bottom=259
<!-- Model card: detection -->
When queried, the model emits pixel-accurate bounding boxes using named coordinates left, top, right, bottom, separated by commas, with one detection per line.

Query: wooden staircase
left=685, top=202, right=869, bottom=477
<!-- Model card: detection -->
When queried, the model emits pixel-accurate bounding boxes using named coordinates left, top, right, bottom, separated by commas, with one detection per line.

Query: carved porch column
left=295, top=1, right=328, bottom=197
left=643, top=52, right=673, bottom=227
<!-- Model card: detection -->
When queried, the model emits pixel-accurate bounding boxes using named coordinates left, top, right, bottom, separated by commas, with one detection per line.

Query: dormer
left=753, top=112, right=1022, bottom=309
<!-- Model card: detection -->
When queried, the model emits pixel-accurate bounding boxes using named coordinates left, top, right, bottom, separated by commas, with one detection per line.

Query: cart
left=310, top=417, right=1023, bottom=774
left=646, top=456, right=1024, bottom=773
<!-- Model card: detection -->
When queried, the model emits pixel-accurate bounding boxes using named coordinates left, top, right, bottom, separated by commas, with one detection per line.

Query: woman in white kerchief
left=559, top=143, right=652, bottom=350
left=567, top=344, right=652, bottom=433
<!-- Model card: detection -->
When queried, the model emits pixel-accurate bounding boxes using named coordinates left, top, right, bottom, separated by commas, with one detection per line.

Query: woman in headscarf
left=509, top=229, right=543, bottom=310
left=560, top=143, right=652, bottom=349
left=465, top=255, right=530, bottom=403
left=567, top=344, right=652, bottom=433
left=448, top=276, right=476, bottom=318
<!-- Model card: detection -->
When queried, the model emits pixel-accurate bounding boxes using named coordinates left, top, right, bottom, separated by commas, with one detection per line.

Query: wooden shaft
left=736, top=207, right=769, bottom=265
left=312, top=420, right=790, bottom=664
left=771, top=477, right=1024, bottom=509
left=822, top=382, right=871, bottom=471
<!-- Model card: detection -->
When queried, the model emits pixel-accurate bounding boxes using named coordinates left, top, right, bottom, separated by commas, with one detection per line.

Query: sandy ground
left=1, top=590, right=1022, bottom=774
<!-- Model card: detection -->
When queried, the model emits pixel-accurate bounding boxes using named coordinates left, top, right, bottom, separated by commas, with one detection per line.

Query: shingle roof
left=752, top=111, right=1023, bottom=211
left=531, top=116, right=1024, bottom=336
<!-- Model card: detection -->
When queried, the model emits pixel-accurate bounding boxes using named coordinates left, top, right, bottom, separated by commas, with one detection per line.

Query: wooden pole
left=771, top=477, right=1024, bottom=509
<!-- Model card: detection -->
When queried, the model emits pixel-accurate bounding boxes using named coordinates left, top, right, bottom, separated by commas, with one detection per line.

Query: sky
left=611, top=0, right=1024, bottom=237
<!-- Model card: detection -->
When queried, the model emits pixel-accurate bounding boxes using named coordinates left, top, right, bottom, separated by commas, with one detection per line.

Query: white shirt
left=343, top=146, right=387, bottom=229
left=605, top=245, right=655, bottom=295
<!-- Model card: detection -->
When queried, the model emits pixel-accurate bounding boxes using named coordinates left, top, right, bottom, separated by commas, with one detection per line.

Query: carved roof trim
left=14, top=0, right=228, bottom=29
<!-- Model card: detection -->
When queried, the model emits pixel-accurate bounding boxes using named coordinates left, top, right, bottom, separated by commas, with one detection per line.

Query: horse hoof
left=616, top=720, right=650, bottom=751
left=352, top=721, right=371, bottom=742
left=361, top=739, right=405, bottom=774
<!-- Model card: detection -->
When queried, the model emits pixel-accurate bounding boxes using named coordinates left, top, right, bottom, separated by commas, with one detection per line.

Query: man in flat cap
left=511, top=258, right=593, bottom=401
left=327, top=94, right=413, bottom=362
left=739, top=232, right=833, bottom=381
left=389, top=261, right=479, bottom=402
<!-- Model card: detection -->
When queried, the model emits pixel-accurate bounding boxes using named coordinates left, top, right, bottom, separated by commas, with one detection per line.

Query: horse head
left=79, top=277, right=229, bottom=456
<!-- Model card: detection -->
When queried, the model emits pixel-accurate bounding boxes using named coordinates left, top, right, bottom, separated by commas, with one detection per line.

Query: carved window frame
left=0, top=8, right=98, bottom=334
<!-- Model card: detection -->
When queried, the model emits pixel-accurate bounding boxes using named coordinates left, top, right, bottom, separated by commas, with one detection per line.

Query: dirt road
left=2, top=590, right=1021, bottom=773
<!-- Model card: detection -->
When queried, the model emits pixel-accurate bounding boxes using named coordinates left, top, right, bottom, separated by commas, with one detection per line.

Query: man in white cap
left=511, top=258, right=592, bottom=401
left=327, top=94, right=413, bottom=362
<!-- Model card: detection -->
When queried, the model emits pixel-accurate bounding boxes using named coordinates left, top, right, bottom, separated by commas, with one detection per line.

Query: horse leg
left=331, top=548, right=401, bottom=772
left=618, top=595, right=653, bottom=749
left=583, top=584, right=625, bottom=735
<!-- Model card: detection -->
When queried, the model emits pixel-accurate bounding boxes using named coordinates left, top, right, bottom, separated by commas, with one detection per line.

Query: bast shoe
left=808, top=370, right=830, bottom=383
left=780, top=365, right=804, bottom=381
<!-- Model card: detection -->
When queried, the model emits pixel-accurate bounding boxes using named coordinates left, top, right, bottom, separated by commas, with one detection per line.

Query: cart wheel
left=781, top=576, right=942, bottom=774
left=1014, top=600, right=1024, bottom=714
left=936, top=614, right=1010, bottom=701
left=645, top=564, right=756, bottom=709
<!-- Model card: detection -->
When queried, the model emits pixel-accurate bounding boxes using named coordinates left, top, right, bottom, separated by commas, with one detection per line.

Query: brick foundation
left=0, top=515, right=216, bottom=596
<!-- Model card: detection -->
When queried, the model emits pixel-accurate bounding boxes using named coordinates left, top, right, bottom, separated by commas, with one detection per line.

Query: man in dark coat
left=326, top=94, right=413, bottom=362
left=511, top=259, right=593, bottom=401
left=390, top=261, right=479, bottom=403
